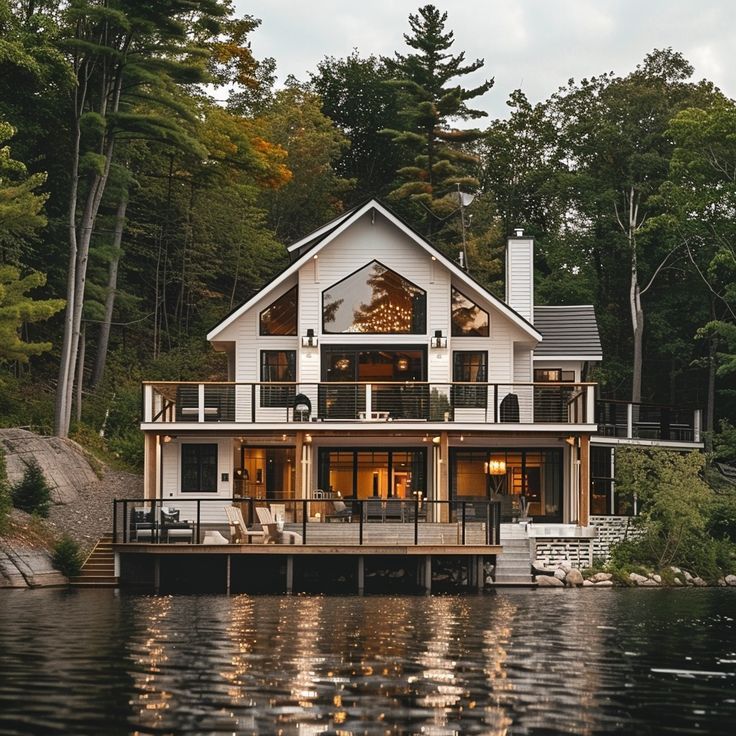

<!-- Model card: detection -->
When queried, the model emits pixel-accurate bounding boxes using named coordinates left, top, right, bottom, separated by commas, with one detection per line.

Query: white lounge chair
left=225, top=505, right=265, bottom=544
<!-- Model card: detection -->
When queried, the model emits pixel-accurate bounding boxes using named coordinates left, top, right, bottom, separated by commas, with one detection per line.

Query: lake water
left=0, top=589, right=734, bottom=735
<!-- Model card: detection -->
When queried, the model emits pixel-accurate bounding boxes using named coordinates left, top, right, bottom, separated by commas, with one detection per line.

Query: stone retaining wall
left=590, top=516, right=642, bottom=562
left=532, top=539, right=593, bottom=569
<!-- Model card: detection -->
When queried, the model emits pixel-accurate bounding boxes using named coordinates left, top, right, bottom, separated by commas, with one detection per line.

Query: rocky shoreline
left=1, top=429, right=142, bottom=588
left=532, top=558, right=736, bottom=588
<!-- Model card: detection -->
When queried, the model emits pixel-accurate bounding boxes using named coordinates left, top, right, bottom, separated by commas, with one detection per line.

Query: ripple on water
left=0, top=588, right=735, bottom=734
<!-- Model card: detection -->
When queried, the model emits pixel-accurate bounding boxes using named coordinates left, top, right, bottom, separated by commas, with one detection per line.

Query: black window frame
left=259, top=285, right=298, bottom=336
left=322, top=260, right=427, bottom=335
left=452, top=350, right=488, bottom=408
left=451, top=287, right=490, bottom=337
left=181, top=443, right=218, bottom=493
left=260, top=350, right=296, bottom=408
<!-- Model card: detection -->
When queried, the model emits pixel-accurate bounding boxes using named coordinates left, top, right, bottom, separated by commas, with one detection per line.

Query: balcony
left=142, top=381, right=596, bottom=427
left=595, top=399, right=701, bottom=443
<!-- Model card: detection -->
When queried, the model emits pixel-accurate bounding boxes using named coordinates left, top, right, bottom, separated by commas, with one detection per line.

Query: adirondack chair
left=224, top=505, right=265, bottom=544
left=255, top=506, right=302, bottom=544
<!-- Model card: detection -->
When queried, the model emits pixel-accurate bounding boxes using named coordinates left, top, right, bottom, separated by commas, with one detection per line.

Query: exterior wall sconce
left=430, top=329, right=447, bottom=349
left=301, top=328, right=318, bottom=348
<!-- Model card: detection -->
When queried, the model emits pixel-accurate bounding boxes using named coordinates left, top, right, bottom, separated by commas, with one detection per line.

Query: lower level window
left=181, top=443, right=218, bottom=492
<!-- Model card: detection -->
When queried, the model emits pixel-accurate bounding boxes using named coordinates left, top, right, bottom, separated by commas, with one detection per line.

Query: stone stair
left=492, top=523, right=535, bottom=586
left=70, top=535, right=118, bottom=588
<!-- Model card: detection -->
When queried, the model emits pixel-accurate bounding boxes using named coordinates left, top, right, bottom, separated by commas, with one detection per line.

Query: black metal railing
left=112, top=497, right=502, bottom=547
left=143, top=381, right=594, bottom=425
left=595, top=399, right=699, bottom=442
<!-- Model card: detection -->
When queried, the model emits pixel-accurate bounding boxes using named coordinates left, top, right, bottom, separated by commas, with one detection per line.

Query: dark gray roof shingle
left=533, top=305, right=602, bottom=359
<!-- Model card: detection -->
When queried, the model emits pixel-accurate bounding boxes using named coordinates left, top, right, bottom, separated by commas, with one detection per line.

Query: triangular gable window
left=323, top=261, right=426, bottom=334
left=451, top=287, right=489, bottom=336
left=260, top=285, right=297, bottom=335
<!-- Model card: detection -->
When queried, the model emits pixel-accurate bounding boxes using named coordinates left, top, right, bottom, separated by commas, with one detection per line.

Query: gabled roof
left=207, top=199, right=543, bottom=342
left=533, top=305, right=602, bottom=361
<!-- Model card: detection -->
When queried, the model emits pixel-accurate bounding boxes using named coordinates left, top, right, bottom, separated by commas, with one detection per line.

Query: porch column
left=436, top=432, right=449, bottom=522
left=578, top=435, right=590, bottom=527
left=295, top=431, right=305, bottom=498
left=143, top=432, right=158, bottom=500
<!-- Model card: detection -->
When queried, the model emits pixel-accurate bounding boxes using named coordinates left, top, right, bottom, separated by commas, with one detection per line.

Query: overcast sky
left=235, top=0, right=735, bottom=119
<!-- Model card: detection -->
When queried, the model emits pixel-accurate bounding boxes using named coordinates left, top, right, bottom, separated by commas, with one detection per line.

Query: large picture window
left=261, top=350, right=296, bottom=407
left=260, top=286, right=297, bottom=335
left=451, top=287, right=489, bottom=337
left=181, top=444, right=218, bottom=493
left=322, top=261, right=426, bottom=334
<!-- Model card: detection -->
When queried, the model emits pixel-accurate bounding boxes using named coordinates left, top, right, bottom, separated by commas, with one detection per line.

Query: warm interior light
left=397, top=358, right=409, bottom=371
left=162, top=435, right=174, bottom=443
left=487, top=459, right=506, bottom=475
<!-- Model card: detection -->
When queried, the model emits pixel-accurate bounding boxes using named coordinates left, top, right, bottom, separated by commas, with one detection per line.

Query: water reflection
left=0, top=589, right=735, bottom=734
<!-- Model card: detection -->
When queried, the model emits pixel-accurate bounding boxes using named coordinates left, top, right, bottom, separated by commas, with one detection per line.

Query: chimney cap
left=513, top=227, right=524, bottom=237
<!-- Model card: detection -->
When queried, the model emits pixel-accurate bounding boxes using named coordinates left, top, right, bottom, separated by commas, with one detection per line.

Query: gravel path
left=46, top=469, right=143, bottom=553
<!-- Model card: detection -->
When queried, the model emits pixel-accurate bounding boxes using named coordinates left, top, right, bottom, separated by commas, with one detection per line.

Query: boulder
left=559, top=561, right=572, bottom=573
left=670, top=566, right=681, bottom=574
left=532, top=560, right=553, bottom=575
left=725, top=575, right=736, bottom=587
left=554, top=568, right=567, bottom=581
left=693, top=577, right=707, bottom=587
left=718, top=578, right=727, bottom=587
left=536, top=575, right=564, bottom=587
left=565, top=569, right=584, bottom=586
left=591, top=572, right=612, bottom=583
left=639, top=579, right=659, bottom=586
left=583, top=580, right=594, bottom=587
left=595, top=580, right=614, bottom=587
left=629, top=572, right=649, bottom=584
left=652, top=574, right=662, bottom=584
left=683, top=570, right=693, bottom=581
left=673, top=578, right=683, bottom=586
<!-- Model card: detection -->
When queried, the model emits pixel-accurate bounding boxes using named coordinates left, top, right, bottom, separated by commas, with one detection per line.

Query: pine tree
left=382, top=5, right=493, bottom=232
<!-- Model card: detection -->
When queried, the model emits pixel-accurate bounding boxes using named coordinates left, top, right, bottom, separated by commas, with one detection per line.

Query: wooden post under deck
left=579, top=435, right=590, bottom=527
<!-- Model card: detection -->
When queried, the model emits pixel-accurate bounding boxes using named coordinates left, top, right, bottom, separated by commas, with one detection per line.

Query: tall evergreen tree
left=382, top=4, right=493, bottom=233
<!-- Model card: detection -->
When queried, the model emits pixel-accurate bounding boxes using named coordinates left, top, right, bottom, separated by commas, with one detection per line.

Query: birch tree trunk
left=54, top=32, right=131, bottom=437
left=91, top=194, right=128, bottom=388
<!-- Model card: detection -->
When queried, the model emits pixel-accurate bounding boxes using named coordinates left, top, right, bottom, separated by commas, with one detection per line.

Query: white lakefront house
left=129, top=199, right=703, bottom=583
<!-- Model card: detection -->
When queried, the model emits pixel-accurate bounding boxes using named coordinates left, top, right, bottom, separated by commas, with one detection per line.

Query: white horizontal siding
left=210, top=211, right=540, bottom=393
left=161, top=438, right=234, bottom=523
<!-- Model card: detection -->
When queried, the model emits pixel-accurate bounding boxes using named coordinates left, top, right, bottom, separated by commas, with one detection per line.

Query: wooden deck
left=114, top=543, right=502, bottom=556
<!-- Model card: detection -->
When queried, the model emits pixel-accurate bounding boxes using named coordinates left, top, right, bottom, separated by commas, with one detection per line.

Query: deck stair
left=70, top=534, right=118, bottom=588
left=492, top=523, right=535, bottom=587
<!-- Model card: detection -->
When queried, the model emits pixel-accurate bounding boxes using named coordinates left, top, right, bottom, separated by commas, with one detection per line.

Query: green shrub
left=707, top=492, right=736, bottom=543
left=52, top=535, right=82, bottom=578
left=11, top=459, right=51, bottom=517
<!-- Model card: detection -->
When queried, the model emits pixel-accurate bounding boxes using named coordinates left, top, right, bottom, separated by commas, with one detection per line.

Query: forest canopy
left=0, top=2, right=734, bottom=463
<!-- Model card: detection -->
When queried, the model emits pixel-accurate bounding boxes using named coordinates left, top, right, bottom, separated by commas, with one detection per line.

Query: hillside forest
left=0, top=1, right=735, bottom=468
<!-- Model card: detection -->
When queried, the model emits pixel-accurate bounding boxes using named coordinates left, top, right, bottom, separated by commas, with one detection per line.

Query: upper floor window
left=322, top=261, right=426, bottom=334
left=260, top=286, right=297, bottom=335
left=451, top=287, right=489, bottom=337
left=261, top=350, right=296, bottom=407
